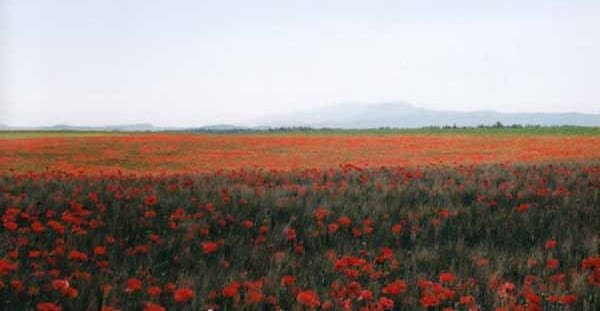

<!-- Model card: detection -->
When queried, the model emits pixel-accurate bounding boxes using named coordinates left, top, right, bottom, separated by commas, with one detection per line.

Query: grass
left=1, top=162, right=600, bottom=310
left=1, top=126, right=600, bottom=139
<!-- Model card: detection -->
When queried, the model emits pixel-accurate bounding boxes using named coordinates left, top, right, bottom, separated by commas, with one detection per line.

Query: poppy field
left=2, top=133, right=600, bottom=173
left=1, top=132, right=600, bottom=310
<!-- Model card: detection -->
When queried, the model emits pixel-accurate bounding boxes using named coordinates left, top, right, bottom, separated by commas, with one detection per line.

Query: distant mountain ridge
left=2, top=103, right=599, bottom=131
left=246, top=102, right=600, bottom=128
left=0, top=123, right=160, bottom=131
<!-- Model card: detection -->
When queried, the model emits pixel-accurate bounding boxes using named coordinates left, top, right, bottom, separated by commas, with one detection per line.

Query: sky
left=1, top=0, right=599, bottom=127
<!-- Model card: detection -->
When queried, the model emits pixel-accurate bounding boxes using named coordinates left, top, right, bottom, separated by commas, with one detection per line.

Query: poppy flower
left=0, top=259, right=17, bottom=275
left=547, top=258, right=559, bottom=270
left=378, top=296, right=394, bottom=309
left=36, top=302, right=62, bottom=311
left=459, top=295, right=475, bottom=306
left=559, top=294, right=577, bottom=305
left=147, top=286, right=162, bottom=297
left=382, top=280, right=407, bottom=295
left=201, top=241, right=218, bottom=254
left=223, top=281, right=241, bottom=298
left=125, top=278, right=143, bottom=293
left=143, top=303, right=165, bottom=311
left=338, top=216, right=352, bottom=227
left=286, top=228, right=297, bottom=241
left=545, top=239, right=557, bottom=249
left=246, top=289, right=264, bottom=304
left=94, top=246, right=106, bottom=256
left=174, top=287, right=194, bottom=303
left=297, top=289, right=320, bottom=308
left=281, top=275, right=295, bottom=287
left=439, top=272, right=456, bottom=283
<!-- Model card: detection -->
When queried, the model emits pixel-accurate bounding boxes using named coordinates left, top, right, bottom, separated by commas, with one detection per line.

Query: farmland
left=1, top=131, right=600, bottom=310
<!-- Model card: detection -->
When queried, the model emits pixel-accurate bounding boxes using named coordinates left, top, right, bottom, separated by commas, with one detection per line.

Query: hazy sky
left=2, top=0, right=599, bottom=127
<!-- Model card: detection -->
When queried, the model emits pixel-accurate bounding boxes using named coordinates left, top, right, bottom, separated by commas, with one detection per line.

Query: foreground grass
left=1, top=162, right=600, bottom=310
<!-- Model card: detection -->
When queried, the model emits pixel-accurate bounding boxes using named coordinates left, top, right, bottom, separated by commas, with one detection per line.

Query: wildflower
left=31, top=221, right=45, bottom=233
left=314, top=208, right=328, bottom=221
left=144, top=303, right=165, bottom=311
left=515, top=203, right=530, bottom=212
left=378, top=296, right=394, bottom=309
left=0, top=258, right=17, bottom=275
left=420, top=294, right=440, bottom=307
left=297, top=289, right=320, bottom=308
left=547, top=258, right=559, bottom=270
left=174, top=287, right=194, bottom=303
left=147, top=286, right=162, bottom=297
left=286, top=228, right=297, bottom=241
left=201, top=241, right=218, bottom=254
left=358, top=289, right=373, bottom=301
left=460, top=295, right=475, bottom=306
left=382, top=280, right=407, bottom=295
left=246, top=289, right=264, bottom=304
left=94, top=246, right=106, bottom=256
left=545, top=239, right=557, bottom=249
left=36, top=302, right=62, bottom=311
left=242, top=220, right=253, bottom=229
left=338, top=216, right=352, bottom=227
left=439, top=272, right=456, bottom=283
left=281, top=275, right=295, bottom=286
left=144, top=194, right=157, bottom=206
left=559, top=294, right=577, bottom=305
left=327, top=223, right=339, bottom=234
left=125, top=278, right=143, bottom=293
left=68, top=250, right=88, bottom=262
left=223, top=281, right=241, bottom=298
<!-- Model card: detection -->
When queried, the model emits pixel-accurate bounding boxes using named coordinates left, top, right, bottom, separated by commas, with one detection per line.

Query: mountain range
left=244, top=102, right=600, bottom=128
left=2, top=102, right=599, bottom=131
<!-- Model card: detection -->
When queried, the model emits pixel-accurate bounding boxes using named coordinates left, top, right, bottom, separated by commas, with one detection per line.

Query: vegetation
left=185, top=124, right=600, bottom=136
left=1, top=163, right=600, bottom=310
left=1, top=124, right=600, bottom=139
left=3, top=133, right=600, bottom=174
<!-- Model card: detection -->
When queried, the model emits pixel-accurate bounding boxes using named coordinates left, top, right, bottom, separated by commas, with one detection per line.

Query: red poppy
left=286, top=228, right=297, bottom=241
left=201, top=241, right=218, bottom=254
left=143, top=303, right=165, bottom=311
left=223, top=281, right=241, bottom=298
left=94, top=246, right=106, bottom=256
left=545, top=239, right=557, bottom=249
left=382, top=280, right=407, bottom=295
left=338, top=216, right=352, bottom=227
left=174, top=287, right=194, bottom=303
left=147, top=286, right=162, bottom=297
left=297, top=289, right=320, bottom=308
left=547, top=258, right=559, bottom=270
left=281, top=275, right=295, bottom=287
left=0, top=258, right=17, bottom=275
left=378, top=296, right=394, bottom=309
left=439, top=272, right=456, bottom=283
left=559, top=294, right=577, bottom=305
left=459, top=295, right=475, bottom=306
left=246, top=289, right=264, bottom=304
left=36, top=302, right=62, bottom=311
left=125, top=278, right=143, bottom=293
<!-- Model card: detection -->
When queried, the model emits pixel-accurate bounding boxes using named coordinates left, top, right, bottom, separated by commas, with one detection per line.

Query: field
left=1, top=130, right=600, bottom=310
left=2, top=131, right=600, bottom=174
